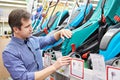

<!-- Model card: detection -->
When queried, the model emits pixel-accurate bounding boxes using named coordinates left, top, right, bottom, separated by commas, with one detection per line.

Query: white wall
left=0, top=0, right=27, bottom=36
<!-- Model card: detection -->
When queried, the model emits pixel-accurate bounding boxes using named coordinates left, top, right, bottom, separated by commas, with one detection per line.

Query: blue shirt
left=2, top=35, right=56, bottom=80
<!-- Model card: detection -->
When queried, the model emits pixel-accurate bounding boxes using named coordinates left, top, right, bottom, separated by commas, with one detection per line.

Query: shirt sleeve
left=38, top=35, right=57, bottom=49
left=2, top=51, right=35, bottom=80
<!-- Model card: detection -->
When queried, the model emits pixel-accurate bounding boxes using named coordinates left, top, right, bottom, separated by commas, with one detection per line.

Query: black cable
left=46, top=0, right=59, bottom=30
left=101, top=0, right=106, bottom=15
left=83, top=0, right=90, bottom=20
left=39, top=1, right=53, bottom=29
left=76, top=0, right=79, bottom=7
left=98, top=0, right=107, bottom=48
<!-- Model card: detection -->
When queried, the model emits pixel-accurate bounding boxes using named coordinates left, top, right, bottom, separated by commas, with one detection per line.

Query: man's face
left=14, top=18, right=33, bottom=39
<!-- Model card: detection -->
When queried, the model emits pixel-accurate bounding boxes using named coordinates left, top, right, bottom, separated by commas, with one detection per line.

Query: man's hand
left=54, top=29, right=72, bottom=40
left=35, top=56, right=72, bottom=80
left=59, top=29, right=72, bottom=40
left=52, top=56, right=72, bottom=70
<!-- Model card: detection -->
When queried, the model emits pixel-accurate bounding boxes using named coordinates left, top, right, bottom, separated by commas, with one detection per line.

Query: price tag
left=106, top=66, right=120, bottom=80
left=54, top=51, right=63, bottom=59
left=90, top=54, right=106, bottom=80
left=44, top=53, right=51, bottom=67
left=70, top=58, right=84, bottom=79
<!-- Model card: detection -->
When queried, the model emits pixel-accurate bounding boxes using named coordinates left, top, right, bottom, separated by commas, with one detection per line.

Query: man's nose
left=30, top=25, right=33, bottom=31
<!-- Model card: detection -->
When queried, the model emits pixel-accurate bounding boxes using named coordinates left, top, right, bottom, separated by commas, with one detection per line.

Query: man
left=2, top=9, right=72, bottom=80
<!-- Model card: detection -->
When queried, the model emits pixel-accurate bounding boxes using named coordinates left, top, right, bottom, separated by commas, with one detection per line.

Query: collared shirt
left=2, top=35, right=56, bottom=80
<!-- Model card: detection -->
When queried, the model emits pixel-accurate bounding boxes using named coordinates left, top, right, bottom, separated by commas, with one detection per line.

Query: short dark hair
left=8, top=9, right=31, bottom=32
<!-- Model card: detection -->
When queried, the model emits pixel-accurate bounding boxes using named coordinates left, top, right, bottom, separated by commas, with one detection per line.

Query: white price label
left=107, top=66, right=120, bottom=80
left=90, top=54, right=106, bottom=80
left=70, top=58, right=84, bottom=79
left=44, top=53, right=51, bottom=67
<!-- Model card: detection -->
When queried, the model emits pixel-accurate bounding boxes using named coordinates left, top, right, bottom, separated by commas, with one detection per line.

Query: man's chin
left=27, top=34, right=32, bottom=38
left=29, top=33, right=32, bottom=36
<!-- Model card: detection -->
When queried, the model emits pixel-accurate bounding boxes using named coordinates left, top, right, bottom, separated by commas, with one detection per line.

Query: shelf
left=0, top=3, right=26, bottom=8
left=0, top=19, right=8, bottom=23
left=0, top=0, right=26, bottom=5
left=0, top=0, right=27, bottom=8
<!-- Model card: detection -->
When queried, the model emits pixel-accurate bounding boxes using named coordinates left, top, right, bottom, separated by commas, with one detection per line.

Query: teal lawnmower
left=87, top=21, right=120, bottom=69
left=40, top=0, right=94, bottom=51
left=99, top=19, right=120, bottom=67
left=33, top=0, right=69, bottom=36
left=33, top=0, right=93, bottom=37
left=61, top=0, right=120, bottom=57
left=60, top=0, right=120, bottom=69
left=65, top=0, right=93, bottom=30
left=42, top=0, right=120, bottom=69
left=42, top=0, right=120, bottom=56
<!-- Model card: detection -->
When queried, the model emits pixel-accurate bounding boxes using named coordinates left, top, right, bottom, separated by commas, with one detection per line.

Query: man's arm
left=35, top=56, right=72, bottom=80
left=35, top=29, right=72, bottom=79
left=38, top=29, right=72, bottom=49
left=3, top=51, right=71, bottom=80
left=54, top=29, right=72, bottom=41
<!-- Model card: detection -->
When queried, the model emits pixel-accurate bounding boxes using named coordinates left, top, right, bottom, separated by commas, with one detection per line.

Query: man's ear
left=13, top=27, right=19, bottom=33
